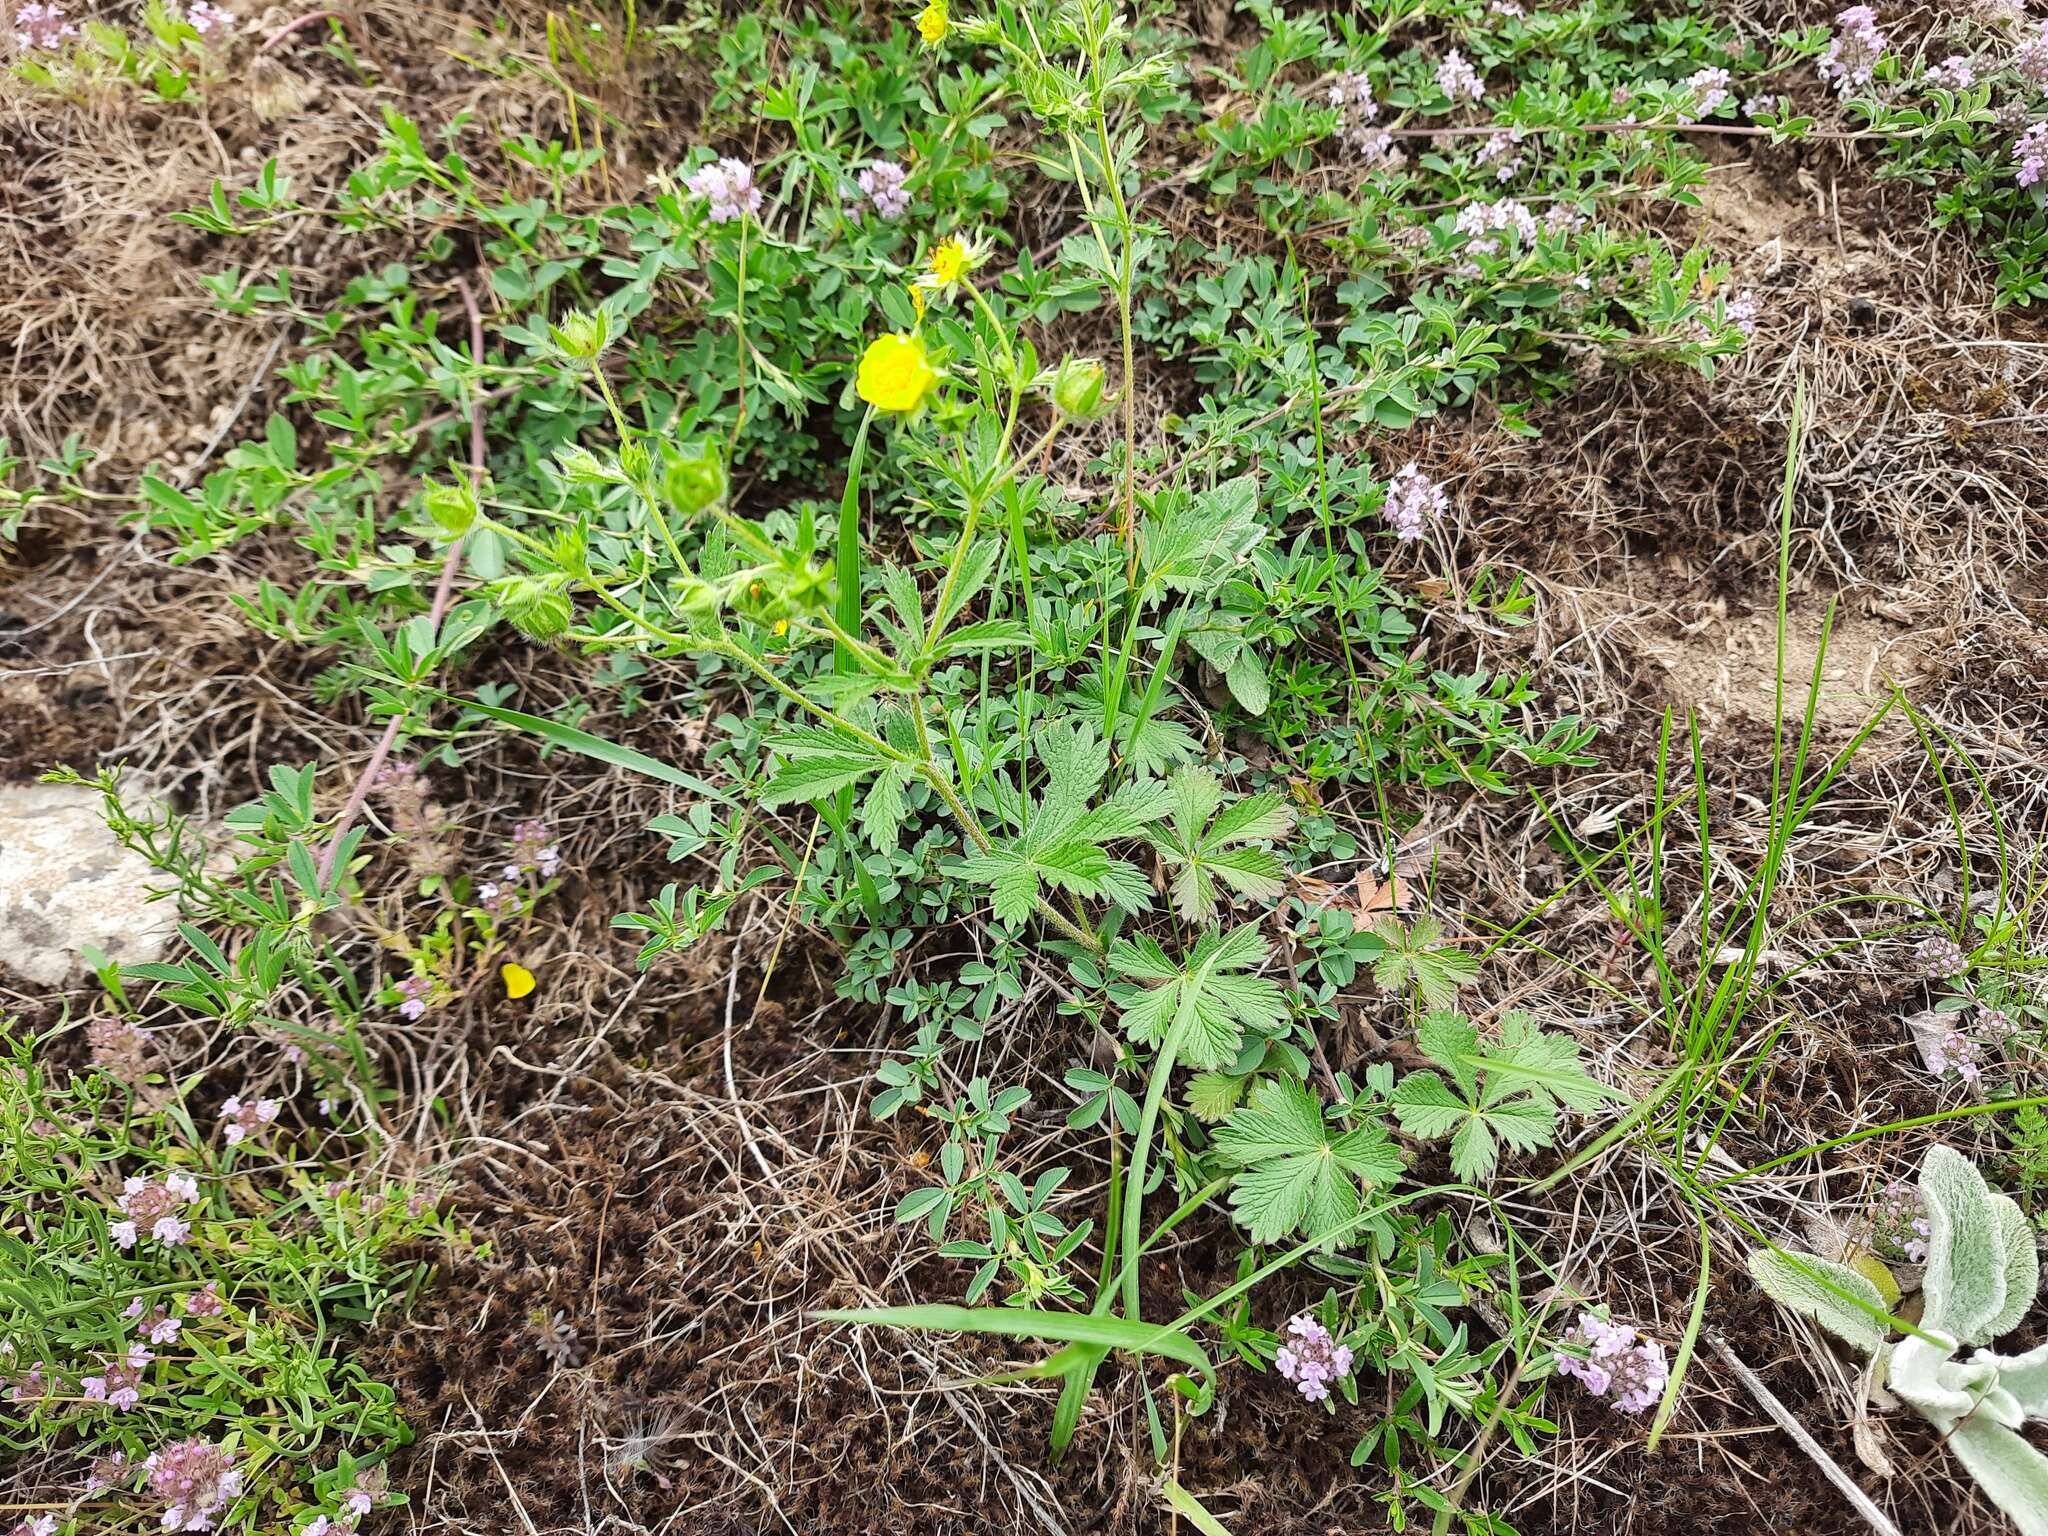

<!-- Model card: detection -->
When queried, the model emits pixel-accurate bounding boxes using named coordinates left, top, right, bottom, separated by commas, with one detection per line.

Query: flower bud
left=494, top=576, right=573, bottom=643
left=421, top=476, right=478, bottom=536
left=663, top=441, right=727, bottom=517
left=547, top=309, right=611, bottom=363
left=1050, top=356, right=1109, bottom=420
left=619, top=440, right=653, bottom=486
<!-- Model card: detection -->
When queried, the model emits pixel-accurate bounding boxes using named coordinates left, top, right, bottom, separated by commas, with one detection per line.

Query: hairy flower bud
left=663, top=441, right=727, bottom=516
left=494, top=576, right=573, bottom=642
left=1049, top=356, right=1109, bottom=420
left=421, top=475, right=478, bottom=536
left=548, top=308, right=611, bottom=363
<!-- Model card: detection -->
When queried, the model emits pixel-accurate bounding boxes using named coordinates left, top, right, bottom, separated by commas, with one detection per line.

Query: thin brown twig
left=315, top=277, right=485, bottom=887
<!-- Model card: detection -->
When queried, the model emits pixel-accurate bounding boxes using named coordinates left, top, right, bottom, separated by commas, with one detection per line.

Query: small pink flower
left=1436, top=48, right=1484, bottom=103
left=687, top=156, right=762, bottom=223
left=184, top=1283, right=225, bottom=1318
left=218, top=1093, right=281, bottom=1146
left=13, top=3, right=75, bottom=51
left=184, top=0, right=235, bottom=35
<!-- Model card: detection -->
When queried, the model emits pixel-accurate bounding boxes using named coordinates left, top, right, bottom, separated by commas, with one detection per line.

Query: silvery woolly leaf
left=1887, top=1333, right=1974, bottom=1426
left=1946, top=1414, right=2048, bottom=1536
left=1746, top=1248, right=1886, bottom=1356
left=1997, top=1339, right=2048, bottom=1423
left=1920, top=1145, right=2007, bottom=1345
left=1984, top=1193, right=2041, bottom=1343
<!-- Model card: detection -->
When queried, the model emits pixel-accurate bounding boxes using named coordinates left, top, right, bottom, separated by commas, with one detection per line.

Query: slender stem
left=1120, top=1021, right=1184, bottom=1322
left=315, top=277, right=485, bottom=887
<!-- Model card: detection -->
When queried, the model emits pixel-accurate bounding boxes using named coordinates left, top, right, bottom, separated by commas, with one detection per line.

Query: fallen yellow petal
left=501, top=962, right=536, bottom=1000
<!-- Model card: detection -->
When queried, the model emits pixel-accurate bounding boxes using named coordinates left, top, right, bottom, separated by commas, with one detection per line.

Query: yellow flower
left=857, top=332, right=937, bottom=413
left=908, top=283, right=927, bottom=321
left=928, top=235, right=967, bottom=288
left=500, top=962, right=536, bottom=1000
left=917, top=1, right=948, bottom=46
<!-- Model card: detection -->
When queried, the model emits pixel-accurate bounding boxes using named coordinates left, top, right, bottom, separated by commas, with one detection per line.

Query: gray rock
left=0, top=782, right=175, bottom=987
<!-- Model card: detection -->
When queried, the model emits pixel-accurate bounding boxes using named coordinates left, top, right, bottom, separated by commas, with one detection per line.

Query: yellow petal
left=856, top=332, right=936, bottom=413
left=500, top=962, right=536, bottom=1000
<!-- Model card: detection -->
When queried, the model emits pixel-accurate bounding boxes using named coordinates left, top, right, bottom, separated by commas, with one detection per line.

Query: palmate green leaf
left=1148, top=767, right=1295, bottom=923
left=1370, top=915, right=1479, bottom=1010
left=1185, top=1071, right=1247, bottom=1123
left=958, top=723, right=1169, bottom=926
left=1109, top=924, right=1286, bottom=1070
left=1140, top=473, right=1263, bottom=598
left=1390, top=1011, right=1590, bottom=1183
left=1214, top=1078, right=1400, bottom=1245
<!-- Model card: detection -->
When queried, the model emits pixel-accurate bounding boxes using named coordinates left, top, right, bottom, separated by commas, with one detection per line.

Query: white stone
left=0, top=782, right=174, bottom=986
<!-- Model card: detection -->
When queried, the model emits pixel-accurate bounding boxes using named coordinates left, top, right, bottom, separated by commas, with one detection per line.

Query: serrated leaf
left=1185, top=1072, right=1246, bottom=1123
left=1214, top=1078, right=1400, bottom=1245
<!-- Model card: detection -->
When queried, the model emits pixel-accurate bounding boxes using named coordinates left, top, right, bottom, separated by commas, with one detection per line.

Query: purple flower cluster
left=12, top=2, right=74, bottom=50
left=2015, top=24, right=2048, bottom=90
left=89, top=1015, right=162, bottom=1092
left=85, top=1448, right=138, bottom=1496
left=1928, top=1024, right=1986, bottom=1087
left=1916, top=932, right=1967, bottom=978
left=1555, top=1311, right=1670, bottom=1414
left=1474, top=128, right=1526, bottom=182
left=127, top=1296, right=184, bottom=1345
left=2017, top=121, right=2048, bottom=187
left=395, top=974, right=432, bottom=1021
left=508, top=818, right=562, bottom=878
left=10, top=1516, right=56, bottom=1536
left=1684, top=66, right=1733, bottom=119
left=111, top=1171, right=200, bottom=1250
left=1328, top=72, right=1401, bottom=167
left=82, top=1342, right=152, bottom=1411
left=1725, top=289, right=1760, bottom=339
left=1436, top=49, right=1484, bottom=104
left=687, top=156, right=762, bottom=223
left=1274, top=1313, right=1354, bottom=1402
left=1870, top=1178, right=1931, bottom=1263
left=854, top=160, right=911, bottom=219
left=1819, top=6, right=1886, bottom=93
left=146, top=1437, right=242, bottom=1531
left=1926, top=55, right=1978, bottom=91
left=218, top=1092, right=280, bottom=1145
left=1382, top=463, right=1449, bottom=542
left=185, top=0, right=235, bottom=34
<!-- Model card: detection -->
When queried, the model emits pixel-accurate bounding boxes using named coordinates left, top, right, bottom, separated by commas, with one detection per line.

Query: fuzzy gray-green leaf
left=1747, top=1248, right=1886, bottom=1356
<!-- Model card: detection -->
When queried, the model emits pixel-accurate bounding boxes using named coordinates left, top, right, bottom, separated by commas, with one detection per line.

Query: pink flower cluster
left=1928, top=1024, right=1986, bottom=1086
left=508, top=818, right=562, bottom=878
left=1327, top=72, right=1401, bottom=166
left=687, top=156, right=762, bottom=223
left=1684, top=66, right=1732, bottom=119
left=2015, top=24, right=2048, bottom=90
left=146, top=1437, right=242, bottom=1531
left=1474, top=128, right=1526, bottom=182
left=2018, top=121, right=2048, bottom=187
left=127, top=1296, right=184, bottom=1345
left=1819, top=6, right=1885, bottom=93
left=1916, top=932, right=1966, bottom=978
left=218, top=1092, right=280, bottom=1145
left=854, top=160, right=911, bottom=219
left=1926, top=55, right=1978, bottom=91
left=1436, top=49, right=1484, bottom=104
left=185, top=0, right=235, bottom=34
left=111, top=1171, right=200, bottom=1250
left=82, top=1342, right=152, bottom=1411
left=1274, top=1313, right=1354, bottom=1402
left=1870, top=1178, right=1930, bottom=1263
left=1555, top=1311, right=1669, bottom=1413
left=1381, top=463, right=1448, bottom=542
left=12, top=2, right=74, bottom=50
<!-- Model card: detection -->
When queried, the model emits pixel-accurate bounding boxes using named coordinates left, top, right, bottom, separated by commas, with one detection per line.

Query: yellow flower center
left=857, top=333, right=937, bottom=413
left=929, top=236, right=967, bottom=288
